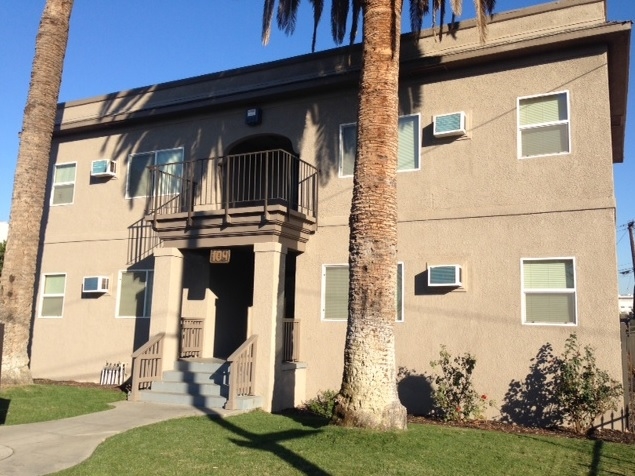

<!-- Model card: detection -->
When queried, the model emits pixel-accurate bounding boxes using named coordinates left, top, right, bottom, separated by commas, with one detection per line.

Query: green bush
left=303, top=389, right=338, bottom=419
left=553, top=333, right=623, bottom=434
left=430, top=346, right=491, bottom=421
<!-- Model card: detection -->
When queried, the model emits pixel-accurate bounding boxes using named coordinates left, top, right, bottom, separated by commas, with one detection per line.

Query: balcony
left=146, top=150, right=318, bottom=251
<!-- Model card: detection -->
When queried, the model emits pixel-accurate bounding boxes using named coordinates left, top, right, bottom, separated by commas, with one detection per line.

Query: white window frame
left=321, top=262, right=405, bottom=322
left=50, top=162, right=77, bottom=206
left=116, top=269, right=154, bottom=318
left=39, top=273, right=67, bottom=318
left=339, top=114, right=421, bottom=177
left=521, top=257, right=577, bottom=326
left=517, top=91, right=571, bottom=159
left=126, top=147, right=184, bottom=199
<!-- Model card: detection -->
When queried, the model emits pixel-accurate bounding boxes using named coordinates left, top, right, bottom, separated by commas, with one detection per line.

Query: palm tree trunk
left=0, top=0, right=74, bottom=385
left=332, top=0, right=407, bottom=430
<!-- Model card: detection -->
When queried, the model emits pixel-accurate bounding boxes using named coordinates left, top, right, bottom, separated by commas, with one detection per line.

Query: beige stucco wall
left=298, top=208, right=621, bottom=416
left=31, top=0, right=624, bottom=417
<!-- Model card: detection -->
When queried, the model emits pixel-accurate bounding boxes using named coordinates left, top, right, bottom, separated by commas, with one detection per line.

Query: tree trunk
left=332, top=0, right=407, bottom=430
left=0, top=0, right=74, bottom=385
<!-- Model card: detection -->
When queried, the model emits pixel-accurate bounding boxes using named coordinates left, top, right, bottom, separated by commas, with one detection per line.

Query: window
left=40, top=273, right=66, bottom=317
left=518, top=92, right=570, bottom=158
left=340, top=114, right=420, bottom=177
left=51, top=163, right=76, bottom=205
left=117, top=270, right=154, bottom=318
left=127, top=148, right=184, bottom=198
left=322, top=263, right=404, bottom=321
left=522, top=258, right=576, bottom=325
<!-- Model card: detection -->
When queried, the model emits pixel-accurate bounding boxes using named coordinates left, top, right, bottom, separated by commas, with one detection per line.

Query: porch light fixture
left=245, top=107, right=262, bottom=126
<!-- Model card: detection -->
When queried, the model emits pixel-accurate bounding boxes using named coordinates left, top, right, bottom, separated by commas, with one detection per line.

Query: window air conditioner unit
left=91, top=159, right=117, bottom=178
left=428, top=265, right=462, bottom=287
left=82, top=276, right=109, bottom=293
left=433, top=112, right=466, bottom=138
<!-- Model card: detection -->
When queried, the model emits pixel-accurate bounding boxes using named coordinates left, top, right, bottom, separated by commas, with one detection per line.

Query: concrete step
left=175, top=358, right=227, bottom=375
left=151, top=380, right=224, bottom=397
left=162, top=370, right=224, bottom=385
left=139, top=390, right=228, bottom=408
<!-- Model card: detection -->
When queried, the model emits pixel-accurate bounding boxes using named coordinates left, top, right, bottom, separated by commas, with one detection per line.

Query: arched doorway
left=222, top=135, right=299, bottom=210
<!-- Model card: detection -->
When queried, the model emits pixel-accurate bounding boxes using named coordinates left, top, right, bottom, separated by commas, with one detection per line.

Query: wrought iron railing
left=147, top=150, right=318, bottom=226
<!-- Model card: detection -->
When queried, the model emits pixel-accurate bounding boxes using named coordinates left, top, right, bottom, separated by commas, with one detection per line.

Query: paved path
left=0, top=401, right=239, bottom=475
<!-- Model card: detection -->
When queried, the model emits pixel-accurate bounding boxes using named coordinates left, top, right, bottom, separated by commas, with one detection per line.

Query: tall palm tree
left=0, top=0, right=74, bottom=385
left=265, top=0, right=493, bottom=429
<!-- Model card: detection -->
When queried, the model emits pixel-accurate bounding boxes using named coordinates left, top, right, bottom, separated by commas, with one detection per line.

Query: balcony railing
left=147, top=150, right=318, bottom=226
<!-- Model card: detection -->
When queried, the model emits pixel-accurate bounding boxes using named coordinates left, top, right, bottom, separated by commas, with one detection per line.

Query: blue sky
left=0, top=0, right=634, bottom=293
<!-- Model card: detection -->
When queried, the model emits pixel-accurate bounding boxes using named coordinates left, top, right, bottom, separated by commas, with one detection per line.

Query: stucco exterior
left=30, top=0, right=630, bottom=419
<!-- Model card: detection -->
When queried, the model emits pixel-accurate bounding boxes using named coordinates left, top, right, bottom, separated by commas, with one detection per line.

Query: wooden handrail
left=130, top=332, right=165, bottom=401
left=226, top=335, right=258, bottom=410
left=180, top=318, right=204, bottom=358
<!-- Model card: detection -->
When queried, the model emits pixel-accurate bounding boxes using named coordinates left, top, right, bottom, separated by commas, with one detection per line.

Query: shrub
left=303, top=389, right=338, bottom=419
left=430, top=346, right=491, bottom=421
left=553, top=333, right=623, bottom=434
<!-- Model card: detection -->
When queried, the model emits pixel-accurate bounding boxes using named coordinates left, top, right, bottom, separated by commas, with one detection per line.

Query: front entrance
left=208, top=246, right=254, bottom=359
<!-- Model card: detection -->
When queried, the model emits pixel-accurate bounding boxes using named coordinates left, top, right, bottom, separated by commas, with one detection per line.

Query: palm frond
left=450, top=0, right=462, bottom=17
left=262, top=0, right=276, bottom=46
left=349, top=0, right=362, bottom=45
left=331, top=0, right=349, bottom=45
left=277, top=0, right=301, bottom=36
left=409, top=0, right=429, bottom=35
left=474, top=0, right=494, bottom=43
left=310, top=0, right=325, bottom=52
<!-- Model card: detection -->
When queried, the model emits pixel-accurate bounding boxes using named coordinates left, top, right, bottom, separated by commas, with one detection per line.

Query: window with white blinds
left=522, top=258, right=576, bottom=325
left=322, top=263, right=404, bottom=321
left=518, top=92, right=570, bottom=158
left=339, top=115, right=420, bottom=177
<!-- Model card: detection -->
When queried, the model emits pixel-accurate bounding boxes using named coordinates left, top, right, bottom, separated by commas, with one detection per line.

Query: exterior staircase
left=136, top=358, right=262, bottom=411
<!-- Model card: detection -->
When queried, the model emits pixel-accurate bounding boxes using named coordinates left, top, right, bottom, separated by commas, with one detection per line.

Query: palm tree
left=0, top=0, right=74, bottom=385
left=265, top=0, right=493, bottom=429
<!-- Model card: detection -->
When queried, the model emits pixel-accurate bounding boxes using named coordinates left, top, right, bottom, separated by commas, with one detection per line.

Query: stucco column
left=252, top=242, right=287, bottom=412
left=150, top=247, right=184, bottom=372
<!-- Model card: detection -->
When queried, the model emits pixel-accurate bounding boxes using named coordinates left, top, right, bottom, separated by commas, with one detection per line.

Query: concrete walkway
left=0, top=401, right=241, bottom=475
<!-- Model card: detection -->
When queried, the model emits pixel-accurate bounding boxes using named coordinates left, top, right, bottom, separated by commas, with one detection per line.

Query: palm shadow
left=209, top=413, right=330, bottom=475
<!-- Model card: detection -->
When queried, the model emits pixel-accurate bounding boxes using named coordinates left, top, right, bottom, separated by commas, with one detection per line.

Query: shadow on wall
left=499, top=343, right=564, bottom=428
left=397, top=367, right=434, bottom=416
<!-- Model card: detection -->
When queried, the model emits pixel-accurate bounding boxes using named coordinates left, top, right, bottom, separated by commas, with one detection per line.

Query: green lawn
left=58, top=411, right=635, bottom=476
left=0, top=384, right=126, bottom=425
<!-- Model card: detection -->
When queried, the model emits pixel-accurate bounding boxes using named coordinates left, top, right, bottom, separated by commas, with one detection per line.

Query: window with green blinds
left=40, top=273, right=66, bottom=317
left=518, top=92, right=570, bottom=158
left=51, top=163, right=76, bottom=205
left=117, top=270, right=154, bottom=318
left=339, top=115, right=420, bottom=177
left=127, top=148, right=184, bottom=198
left=322, top=263, right=404, bottom=321
left=522, top=258, right=576, bottom=325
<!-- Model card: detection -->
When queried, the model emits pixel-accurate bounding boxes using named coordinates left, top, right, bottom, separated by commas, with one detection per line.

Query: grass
left=0, top=384, right=126, bottom=425
left=57, top=411, right=635, bottom=476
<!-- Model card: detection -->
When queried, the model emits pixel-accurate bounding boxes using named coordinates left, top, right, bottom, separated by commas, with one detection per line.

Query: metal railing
left=180, top=318, right=204, bottom=358
left=226, top=334, right=258, bottom=410
left=147, top=149, right=318, bottom=225
left=282, top=319, right=300, bottom=362
left=130, top=332, right=165, bottom=401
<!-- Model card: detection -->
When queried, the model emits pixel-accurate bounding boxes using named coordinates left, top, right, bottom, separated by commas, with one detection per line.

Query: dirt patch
left=407, top=415, right=635, bottom=445
left=33, top=379, right=125, bottom=394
